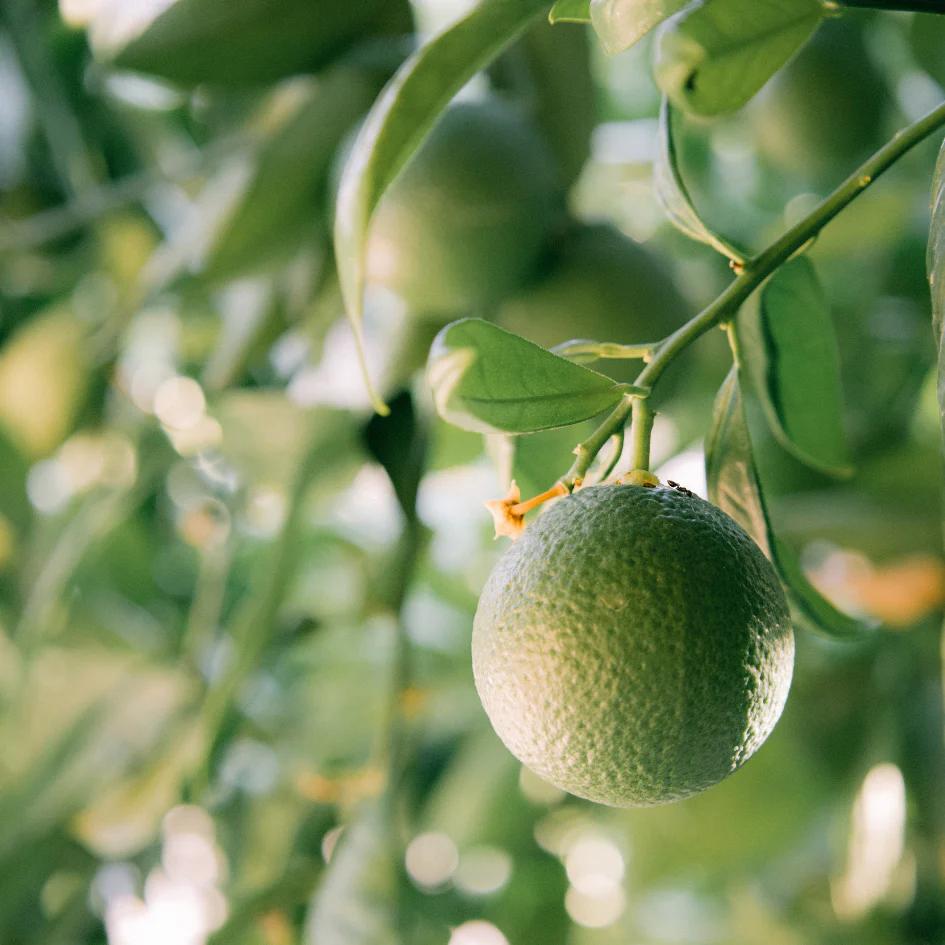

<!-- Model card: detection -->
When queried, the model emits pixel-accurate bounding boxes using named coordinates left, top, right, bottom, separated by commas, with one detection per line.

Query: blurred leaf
left=736, top=257, right=852, bottom=476
left=427, top=319, right=630, bottom=434
left=333, top=0, right=550, bottom=413
left=364, top=390, right=425, bottom=518
left=549, top=0, right=590, bottom=23
left=0, top=643, right=195, bottom=856
left=654, top=0, right=822, bottom=116
left=590, top=0, right=691, bottom=54
left=194, top=68, right=385, bottom=282
left=910, top=12, right=945, bottom=90
left=305, top=803, right=399, bottom=945
left=520, top=17, right=595, bottom=188
left=215, top=394, right=361, bottom=492
left=210, top=858, right=322, bottom=945
left=929, top=138, right=945, bottom=442
left=0, top=309, right=90, bottom=459
left=90, top=0, right=411, bottom=87
left=70, top=720, right=203, bottom=858
left=706, top=368, right=874, bottom=639
left=654, top=98, right=745, bottom=262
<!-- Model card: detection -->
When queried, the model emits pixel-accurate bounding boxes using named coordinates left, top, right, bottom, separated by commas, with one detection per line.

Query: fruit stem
left=630, top=399, right=655, bottom=472
left=562, top=98, right=945, bottom=481
left=510, top=482, right=569, bottom=515
left=563, top=393, right=636, bottom=489
left=596, top=430, right=625, bottom=481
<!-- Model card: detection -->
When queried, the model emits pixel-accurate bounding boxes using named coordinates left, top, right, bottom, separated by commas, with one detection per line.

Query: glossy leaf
left=550, top=0, right=591, bottom=22
left=334, top=0, right=551, bottom=413
left=706, top=368, right=874, bottom=639
left=654, top=99, right=745, bottom=263
left=90, top=0, right=411, bottom=87
left=736, top=257, right=852, bottom=477
left=427, top=319, right=629, bottom=434
left=305, top=804, right=399, bottom=945
left=929, top=138, right=945, bottom=437
left=654, top=0, right=823, bottom=116
left=590, top=0, right=691, bottom=55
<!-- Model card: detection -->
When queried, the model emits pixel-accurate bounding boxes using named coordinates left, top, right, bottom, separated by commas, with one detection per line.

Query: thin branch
left=563, top=99, right=945, bottom=483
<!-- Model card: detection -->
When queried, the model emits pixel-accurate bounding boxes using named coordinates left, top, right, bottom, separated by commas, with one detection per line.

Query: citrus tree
left=2, top=1, right=945, bottom=944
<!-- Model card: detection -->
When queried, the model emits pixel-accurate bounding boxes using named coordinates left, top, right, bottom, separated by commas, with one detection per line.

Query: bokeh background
left=2, top=1, right=945, bottom=943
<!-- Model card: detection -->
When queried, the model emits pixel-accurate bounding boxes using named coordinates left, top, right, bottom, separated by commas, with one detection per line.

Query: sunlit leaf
left=736, top=257, right=852, bottom=476
left=427, top=319, right=630, bottom=434
left=654, top=0, right=823, bottom=116
left=0, top=644, right=195, bottom=857
left=550, top=0, right=591, bottom=23
left=0, top=308, right=90, bottom=459
left=654, top=98, right=745, bottom=262
left=305, top=803, right=399, bottom=945
left=706, top=368, right=874, bottom=639
left=334, top=0, right=551, bottom=413
left=590, top=0, right=691, bottom=55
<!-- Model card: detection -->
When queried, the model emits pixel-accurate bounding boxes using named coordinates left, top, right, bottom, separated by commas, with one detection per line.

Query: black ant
left=667, top=480, right=695, bottom=498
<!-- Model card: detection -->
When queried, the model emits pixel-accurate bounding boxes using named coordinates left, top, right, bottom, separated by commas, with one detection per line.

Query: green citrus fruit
left=473, top=483, right=794, bottom=807
left=365, top=99, right=561, bottom=316
left=495, top=220, right=688, bottom=354
left=751, top=20, right=889, bottom=184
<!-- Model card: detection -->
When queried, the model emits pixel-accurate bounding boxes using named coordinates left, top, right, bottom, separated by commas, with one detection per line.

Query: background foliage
left=1, top=1, right=945, bottom=944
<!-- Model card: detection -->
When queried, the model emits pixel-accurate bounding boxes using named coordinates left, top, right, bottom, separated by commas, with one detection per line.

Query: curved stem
left=563, top=99, right=945, bottom=480
left=563, top=394, right=634, bottom=488
left=596, top=430, right=625, bottom=481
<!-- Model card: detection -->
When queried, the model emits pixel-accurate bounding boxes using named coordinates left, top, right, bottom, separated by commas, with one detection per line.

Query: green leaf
left=90, top=0, right=411, bottom=87
left=590, top=0, right=692, bottom=55
left=197, top=68, right=387, bottom=282
left=705, top=368, right=772, bottom=555
left=654, top=0, right=823, bottom=116
left=706, top=368, right=875, bottom=640
left=929, top=138, right=945, bottom=436
left=654, top=98, right=745, bottom=263
left=736, top=256, right=852, bottom=477
left=305, top=804, right=399, bottom=945
left=520, top=17, right=596, bottom=187
left=334, top=0, right=550, bottom=414
left=550, top=0, right=591, bottom=23
left=427, top=319, right=629, bottom=434
left=364, top=390, right=426, bottom=518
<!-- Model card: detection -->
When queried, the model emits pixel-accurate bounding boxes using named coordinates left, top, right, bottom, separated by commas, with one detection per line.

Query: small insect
left=667, top=480, right=695, bottom=498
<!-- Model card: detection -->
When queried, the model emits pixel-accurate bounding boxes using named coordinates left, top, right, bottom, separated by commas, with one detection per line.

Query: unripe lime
left=473, top=484, right=794, bottom=807
left=751, top=20, right=889, bottom=184
left=496, top=221, right=688, bottom=358
left=365, top=99, right=561, bottom=316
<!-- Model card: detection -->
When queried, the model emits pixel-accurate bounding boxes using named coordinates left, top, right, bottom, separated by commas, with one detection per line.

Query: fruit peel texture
left=472, top=484, right=794, bottom=807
